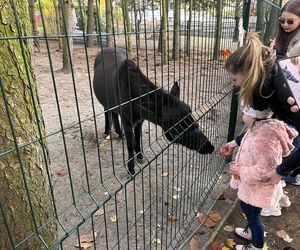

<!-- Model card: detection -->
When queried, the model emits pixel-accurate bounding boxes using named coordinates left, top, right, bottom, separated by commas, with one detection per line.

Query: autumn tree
left=61, top=0, right=74, bottom=72
left=0, top=0, right=56, bottom=248
left=172, top=0, right=181, bottom=60
left=87, top=0, right=95, bottom=47
left=213, top=0, right=222, bottom=60
left=105, top=0, right=113, bottom=47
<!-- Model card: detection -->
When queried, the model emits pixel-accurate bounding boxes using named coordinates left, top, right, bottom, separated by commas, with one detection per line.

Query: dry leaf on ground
left=211, top=192, right=226, bottom=200
left=208, top=211, right=222, bottom=222
left=110, top=215, right=117, bottom=223
left=211, top=235, right=224, bottom=250
left=223, top=225, right=234, bottom=232
left=241, top=213, right=247, bottom=220
left=168, top=214, right=178, bottom=222
left=79, top=232, right=97, bottom=243
left=189, top=237, right=199, bottom=250
left=172, top=194, right=180, bottom=200
left=161, top=172, right=169, bottom=177
left=226, top=238, right=236, bottom=248
left=75, top=242, right=93, bottom=249
left=221, top=246, right=230, bottom=250
left=95, top=208, right=104, bottom=216
left=153, top=238, right=161, bottom=244
left=56, top=169, right=68, bottom=177
left=276, top=229, right=293, bottom=242
left=196, top=213, right=216, bottom=228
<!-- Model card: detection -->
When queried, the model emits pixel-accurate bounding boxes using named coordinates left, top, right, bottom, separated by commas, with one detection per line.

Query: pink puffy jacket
left=231, top=119, right=298, bottom=208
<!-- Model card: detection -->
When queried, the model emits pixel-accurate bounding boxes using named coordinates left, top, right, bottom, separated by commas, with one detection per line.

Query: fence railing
left=0, top=0, right=243, bottom=249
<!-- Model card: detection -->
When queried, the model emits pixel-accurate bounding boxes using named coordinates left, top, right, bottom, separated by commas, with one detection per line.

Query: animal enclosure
left=0, top=0, right=242, bottom=249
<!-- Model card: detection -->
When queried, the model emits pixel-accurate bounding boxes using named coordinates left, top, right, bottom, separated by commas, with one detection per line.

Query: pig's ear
left=170, top=81, right=180, bottom=98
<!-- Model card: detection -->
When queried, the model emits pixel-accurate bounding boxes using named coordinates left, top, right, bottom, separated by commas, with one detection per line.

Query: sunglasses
left=278, top=17, right=294, bottom=25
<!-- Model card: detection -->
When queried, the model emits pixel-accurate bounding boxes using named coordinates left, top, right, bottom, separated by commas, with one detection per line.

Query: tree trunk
left=105, top=0, right=113, bottom=47
left=213, top=0, right=222, bottom=60
left=233, top=0, right=242, bottom=42
left=124, top=0, right=132, bottom=55
left=0, top=1, right=56, bottom=249
left=158, top=0, right=168, bottom=64
left=54, top=0, right=62, bottom=49
left=185, top=0, right=193, bottom=56
left=87, top=0, right=95, bottom=47
left=28, top=0, right=39, bottom=49
left=172, top=0, right=181, bottom=60
left=256, top=0, right=266, bottom=37
left=61, top=0, right=74, bottom=73
left=263, top=0, right=280, bottom=44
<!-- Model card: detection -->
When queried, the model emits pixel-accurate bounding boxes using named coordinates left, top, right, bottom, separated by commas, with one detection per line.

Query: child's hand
left=229, top=162, right=240, bottom=176
left=219, top=140, right=238, bottom=156
left=269, top=170, right=282, bottom=184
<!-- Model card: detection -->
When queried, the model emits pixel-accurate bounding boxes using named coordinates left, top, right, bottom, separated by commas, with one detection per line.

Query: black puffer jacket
left=236, top=62, right=300, bottom=173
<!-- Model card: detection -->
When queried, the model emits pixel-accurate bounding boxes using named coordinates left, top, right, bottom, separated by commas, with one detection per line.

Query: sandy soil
left=33, top=38, right=233, bottom=249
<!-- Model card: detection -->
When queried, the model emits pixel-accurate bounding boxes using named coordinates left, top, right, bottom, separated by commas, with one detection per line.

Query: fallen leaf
left=139, top=210, right=144, bottom=214
left=105, top=135, right=111, bottom=140
left=153, top=238, right=161, bottom=244
left=95, top=208, right=104, bottom=216
left=172, top=194, right=180, bottom=200
left=208, top=211, right=222, bottom=222
left=168, top=214, right=178, bottom=222
left=276, top=229, right=293, bottom=242
left=211, top=192, right=226, bottom=200
left=221, top=247, right=230, bottom=250
left=79, top=232, right=97, bottom=243
left=75, top=242, right=93, bottom=249
left=223, top=225, right=234, bottom=232
left=226, top=238, right=236, bottom=248
left=241, top=213, right=247, bottom=220
left=283, top=191, right=288, bottom=195
left=196, top=213, right=216, bottom=228
left=56, top=169, right=68, bottom=177
left=110, top=215, right=117, bottom=223
left=174, top=186, right=182, bottom=192
left=263, top=242, right=268, bottom=250
left=211, top=235, right=223, bottom=250
left=161, top=172, right=169, bottom=177
left=189, top=237, right=199, bottom=250
left=224, top=198, right=234, bottom=205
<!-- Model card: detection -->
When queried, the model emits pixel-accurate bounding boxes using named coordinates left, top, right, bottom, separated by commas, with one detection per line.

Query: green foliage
left=36, top=0, right=57, bottom=35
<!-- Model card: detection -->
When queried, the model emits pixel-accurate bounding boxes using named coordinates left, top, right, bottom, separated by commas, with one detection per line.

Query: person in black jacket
left=219, top=33, right=300, bottom=219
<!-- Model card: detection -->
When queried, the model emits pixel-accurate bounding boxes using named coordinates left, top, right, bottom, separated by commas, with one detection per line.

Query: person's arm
left=276, top=148, right=300, bottom=175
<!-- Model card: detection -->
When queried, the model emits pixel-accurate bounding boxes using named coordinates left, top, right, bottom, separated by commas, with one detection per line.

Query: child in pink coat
left=230, top=107, right=298, bottom=250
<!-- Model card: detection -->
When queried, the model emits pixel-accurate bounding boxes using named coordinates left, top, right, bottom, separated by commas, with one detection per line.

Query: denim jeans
left=287, top=124, right=300, bottom=176
left=240, top=201, right=264, bottom=248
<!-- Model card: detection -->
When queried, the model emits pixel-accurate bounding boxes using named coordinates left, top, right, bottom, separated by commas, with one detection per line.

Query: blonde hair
left=225, top=33, right=273, bottom=106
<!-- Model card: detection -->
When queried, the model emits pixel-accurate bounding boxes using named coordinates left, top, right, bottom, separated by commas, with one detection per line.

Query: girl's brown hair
left=275, top=0, right=300, bottom=55
left=225, top=33, right=272, bottom=106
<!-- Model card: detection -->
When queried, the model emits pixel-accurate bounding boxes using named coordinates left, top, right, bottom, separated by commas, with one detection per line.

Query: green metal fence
left=0, top=0, right=245, bottom=249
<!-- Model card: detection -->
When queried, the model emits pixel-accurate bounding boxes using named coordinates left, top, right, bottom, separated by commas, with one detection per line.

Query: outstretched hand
left=219, top=140, right=238, bottom=156
left=287, top=97, right=299, bottom=113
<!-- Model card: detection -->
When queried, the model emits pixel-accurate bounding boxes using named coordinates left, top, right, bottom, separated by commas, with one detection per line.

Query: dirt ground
left=216, top=182, right=300, bottom=250
left=33, top=38, right=234, bottom=249
left=180, top=161, right=300, bottom=250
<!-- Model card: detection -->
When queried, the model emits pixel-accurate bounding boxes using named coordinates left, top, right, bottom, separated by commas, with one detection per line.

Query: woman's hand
left=287, top=97, right=299, bottom=112
left=219, top=140, right=238, bottom=156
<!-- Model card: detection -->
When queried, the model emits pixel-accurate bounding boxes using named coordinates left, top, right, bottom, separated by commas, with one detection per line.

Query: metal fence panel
left=0, top=0, right=242, bottom=249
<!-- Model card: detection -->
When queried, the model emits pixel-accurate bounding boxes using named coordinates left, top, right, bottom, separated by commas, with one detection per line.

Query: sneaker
left=280, top=180, right=286, bottom=188
left=235, top=226, right=252, bottom=240
left=261, top=206, right=282, bottom=217
left=279, top=195, right=291, bottom=208
left=283, top=175, right=300, bottom=186
left=235, top=243, right=263, bottom=250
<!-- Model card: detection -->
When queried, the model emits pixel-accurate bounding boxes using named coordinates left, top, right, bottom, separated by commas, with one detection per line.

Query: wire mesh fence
left=0, top=0, right=244, bottom=249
